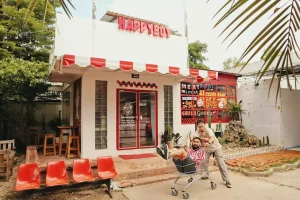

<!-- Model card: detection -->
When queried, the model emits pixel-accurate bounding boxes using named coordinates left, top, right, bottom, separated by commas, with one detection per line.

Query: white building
left=50, top=12, right=237, bottom=158
left=224, top=53, right=300, bottom=149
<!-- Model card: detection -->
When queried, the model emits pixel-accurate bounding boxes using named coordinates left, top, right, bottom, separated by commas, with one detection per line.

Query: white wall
left=81, top=70, right=174, bottom=158
left=237, top=79, right=284, bottom=146
left=281, top=89, right=300, bottom=148
left=54, top=14, right=188, bottom=69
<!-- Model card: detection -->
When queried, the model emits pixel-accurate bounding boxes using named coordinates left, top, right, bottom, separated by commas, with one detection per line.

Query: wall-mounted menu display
left=180, top=81, right=236, bottom=124
left=181, top=82, right=193, bottom=95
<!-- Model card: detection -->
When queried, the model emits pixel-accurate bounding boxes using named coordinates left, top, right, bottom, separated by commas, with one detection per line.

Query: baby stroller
left=171, top=149, right=217, bottom=199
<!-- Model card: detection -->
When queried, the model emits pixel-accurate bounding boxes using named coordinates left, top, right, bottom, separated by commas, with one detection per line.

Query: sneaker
left=162, top=144, right=170, bottom=160
left=156, top=146, right=164, bottom=159
left=201, top=174, right=208, bottom=179
left=225, top=181, right=232, bottom=188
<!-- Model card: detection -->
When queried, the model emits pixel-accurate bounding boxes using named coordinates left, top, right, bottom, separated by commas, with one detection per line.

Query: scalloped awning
left=60, top=54, right=218, bottom=81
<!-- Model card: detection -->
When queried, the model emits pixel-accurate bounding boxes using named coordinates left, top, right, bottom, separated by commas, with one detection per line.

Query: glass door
left=117, top=90, right=157, bottom=149
left=139, top=92, right=156, bottom=147
left=118, top=91, right=138, bottom=149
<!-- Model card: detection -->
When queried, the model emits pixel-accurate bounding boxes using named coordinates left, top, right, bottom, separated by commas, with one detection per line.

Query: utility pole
left=183, top=0, right=189, bottom=68
left=92, top=0, right=97, bottom=56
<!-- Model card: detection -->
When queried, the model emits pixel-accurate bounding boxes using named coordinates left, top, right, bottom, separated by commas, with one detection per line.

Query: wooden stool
left=43, top=134, right=56, bottom=156
left=66, top=136, right=80, bottom=159
left=59, top=132, right=69, bottom=156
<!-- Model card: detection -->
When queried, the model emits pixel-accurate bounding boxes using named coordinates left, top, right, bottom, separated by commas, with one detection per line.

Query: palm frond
left=212, top=0, right=300, bottom=104
left=22, top=0, right=75, bottom=24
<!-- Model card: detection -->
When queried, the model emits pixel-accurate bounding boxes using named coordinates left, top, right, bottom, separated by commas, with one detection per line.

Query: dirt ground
left=0, top=155, right=128, bottom=200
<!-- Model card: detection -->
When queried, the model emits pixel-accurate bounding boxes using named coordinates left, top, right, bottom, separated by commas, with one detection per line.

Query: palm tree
left=212, top=0, right=300, bottom=103
left=24, top=0, right=300, bottom=102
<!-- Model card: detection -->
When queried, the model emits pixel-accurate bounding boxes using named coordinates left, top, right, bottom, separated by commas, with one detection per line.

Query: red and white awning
left=59, top=54, right=218, bottom=81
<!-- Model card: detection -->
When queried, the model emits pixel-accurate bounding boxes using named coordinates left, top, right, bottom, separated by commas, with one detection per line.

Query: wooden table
left=57, top=126, right=78, bottom=156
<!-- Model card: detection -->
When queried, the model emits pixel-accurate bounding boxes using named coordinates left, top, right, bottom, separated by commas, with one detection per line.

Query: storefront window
left=164, top=85, right=173, bottom=131
left=95, top=80, right=107, bottom=149
left=181, top=81, right=236, bottom=124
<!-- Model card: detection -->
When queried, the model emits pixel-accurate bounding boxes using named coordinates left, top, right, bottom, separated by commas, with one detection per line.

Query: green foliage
left=188, top=41, right=210, bottom=70
left=216, top=121, right=222, bottom=132
left=212, top=0, right=300, bottom=103
left=0, top=0, right=56, bottom=61
left=223, top=57, right=246, bottom=70
left=0, top=58, right=50, bottom=101
left=227, top=100, right=245, bottom=121
left=266, top=136, right=270, bottom=146
left=259, top=139, right=262, bottom=147
left=207, top=112, right=211, bottom=128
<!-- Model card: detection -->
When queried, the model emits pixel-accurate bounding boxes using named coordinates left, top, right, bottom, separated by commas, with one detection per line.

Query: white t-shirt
left=192, top=126, right=222, bottom=152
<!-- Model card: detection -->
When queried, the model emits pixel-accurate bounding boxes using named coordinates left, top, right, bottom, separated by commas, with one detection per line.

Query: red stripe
left=120, top=61, right=133, bottom=71
left=169, top=66, right=180, bottom=74
left=189, top=68, right=199, bottom=77
left=208, top=71, right=217, bottom=79
left=146, top=64, right=158, bottom=73
left=63, top=54, right=75, bottom=66
left=91, top=57, right=106, bottom=68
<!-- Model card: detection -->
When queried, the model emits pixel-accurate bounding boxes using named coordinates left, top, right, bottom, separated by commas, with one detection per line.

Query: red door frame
left=116, top=89, right=158, bottom=150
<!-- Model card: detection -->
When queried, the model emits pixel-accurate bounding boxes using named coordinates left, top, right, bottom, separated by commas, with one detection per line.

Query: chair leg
left=53, top=137, right=56, bottom=155
left=59, top=131, right=62, bottom=156
left=43, top=136, right=47, bottom=156
left=77, top=137, right=80, bottom=158
left=67, top=136, right=71, bottom=159
left=104, top=179, right=113, bottom=198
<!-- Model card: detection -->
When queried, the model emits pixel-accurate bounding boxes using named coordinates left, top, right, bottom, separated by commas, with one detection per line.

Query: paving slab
left=123, top=171, right=300, bottom=200
left=256, top=169, right=300, bottom=190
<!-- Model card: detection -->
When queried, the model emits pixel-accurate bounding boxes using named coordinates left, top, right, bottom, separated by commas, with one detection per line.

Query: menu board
left=180, top=81, right=236, bottom=124
left=181, top=96, right=197, bottom=109
left=181, top=82, right=193, bottom=95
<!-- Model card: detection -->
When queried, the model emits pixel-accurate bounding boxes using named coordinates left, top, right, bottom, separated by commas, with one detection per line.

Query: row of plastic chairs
left=15, top=156, right=117, bottom=194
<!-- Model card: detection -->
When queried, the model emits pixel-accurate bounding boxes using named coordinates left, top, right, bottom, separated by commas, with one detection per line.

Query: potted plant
left=227, top=100, right=246, bottom=123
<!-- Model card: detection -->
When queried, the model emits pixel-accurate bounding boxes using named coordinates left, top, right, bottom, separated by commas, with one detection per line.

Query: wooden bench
left=0, top=149, right=15, bottom=181
left=0, top=139, right=16, bottom=181
left=0, top=139, right=16, bottom=151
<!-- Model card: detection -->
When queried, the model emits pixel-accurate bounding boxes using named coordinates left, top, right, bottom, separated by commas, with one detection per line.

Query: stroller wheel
left=182, top=193, right=189, bottom=199
left=211, top=182, right=217, bottom=190
left=171, top=189, right=178, bottom=196
left=188, top=178, right=193, bottom=183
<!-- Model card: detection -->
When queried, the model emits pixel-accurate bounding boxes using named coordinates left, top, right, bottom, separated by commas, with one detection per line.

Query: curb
left=227, top=160, right=300, bottom=177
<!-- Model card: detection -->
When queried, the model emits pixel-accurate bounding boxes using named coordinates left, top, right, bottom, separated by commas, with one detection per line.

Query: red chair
left=15, top=163, right=40, bottom=191
left=46, top=160, right=69, bottom=187
left=73, top=158, right=95, bottom=183
left=97, top=156, right=118, bottom=198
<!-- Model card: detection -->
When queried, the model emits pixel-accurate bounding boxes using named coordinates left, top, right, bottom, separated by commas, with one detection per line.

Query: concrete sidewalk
left=123, top=171, right=300, bottom=200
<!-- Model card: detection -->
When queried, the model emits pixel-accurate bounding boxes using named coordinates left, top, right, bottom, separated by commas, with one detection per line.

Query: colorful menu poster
left=181, top=82, right=193, bottom=95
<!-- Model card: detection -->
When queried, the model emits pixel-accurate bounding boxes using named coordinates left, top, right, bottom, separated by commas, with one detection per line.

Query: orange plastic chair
left=73, top=158, right=95, bottom=183
left=97, top=156, right=118, bottom=198
left=15, top=163, right=40, bottom=191
left=97, top=156, right=118, bottom=180
left=46, top=160, right=69, bottom=187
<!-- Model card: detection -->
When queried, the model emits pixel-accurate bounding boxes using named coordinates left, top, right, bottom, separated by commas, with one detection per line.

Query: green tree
left=188, top=41, right=210, bottom=70
left=223, top=57, right=246, bottom=70
left=0, top=58, right=51, bottom=146
left=0, top=0, right=56, bottom=61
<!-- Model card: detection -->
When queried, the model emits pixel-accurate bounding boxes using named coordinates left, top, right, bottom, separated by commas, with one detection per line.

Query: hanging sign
left=118, top=17, right=170, bottom=39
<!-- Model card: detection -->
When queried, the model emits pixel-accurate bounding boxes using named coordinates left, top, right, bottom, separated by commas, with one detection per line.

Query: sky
left=61, top=0, right=289, bottom=71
